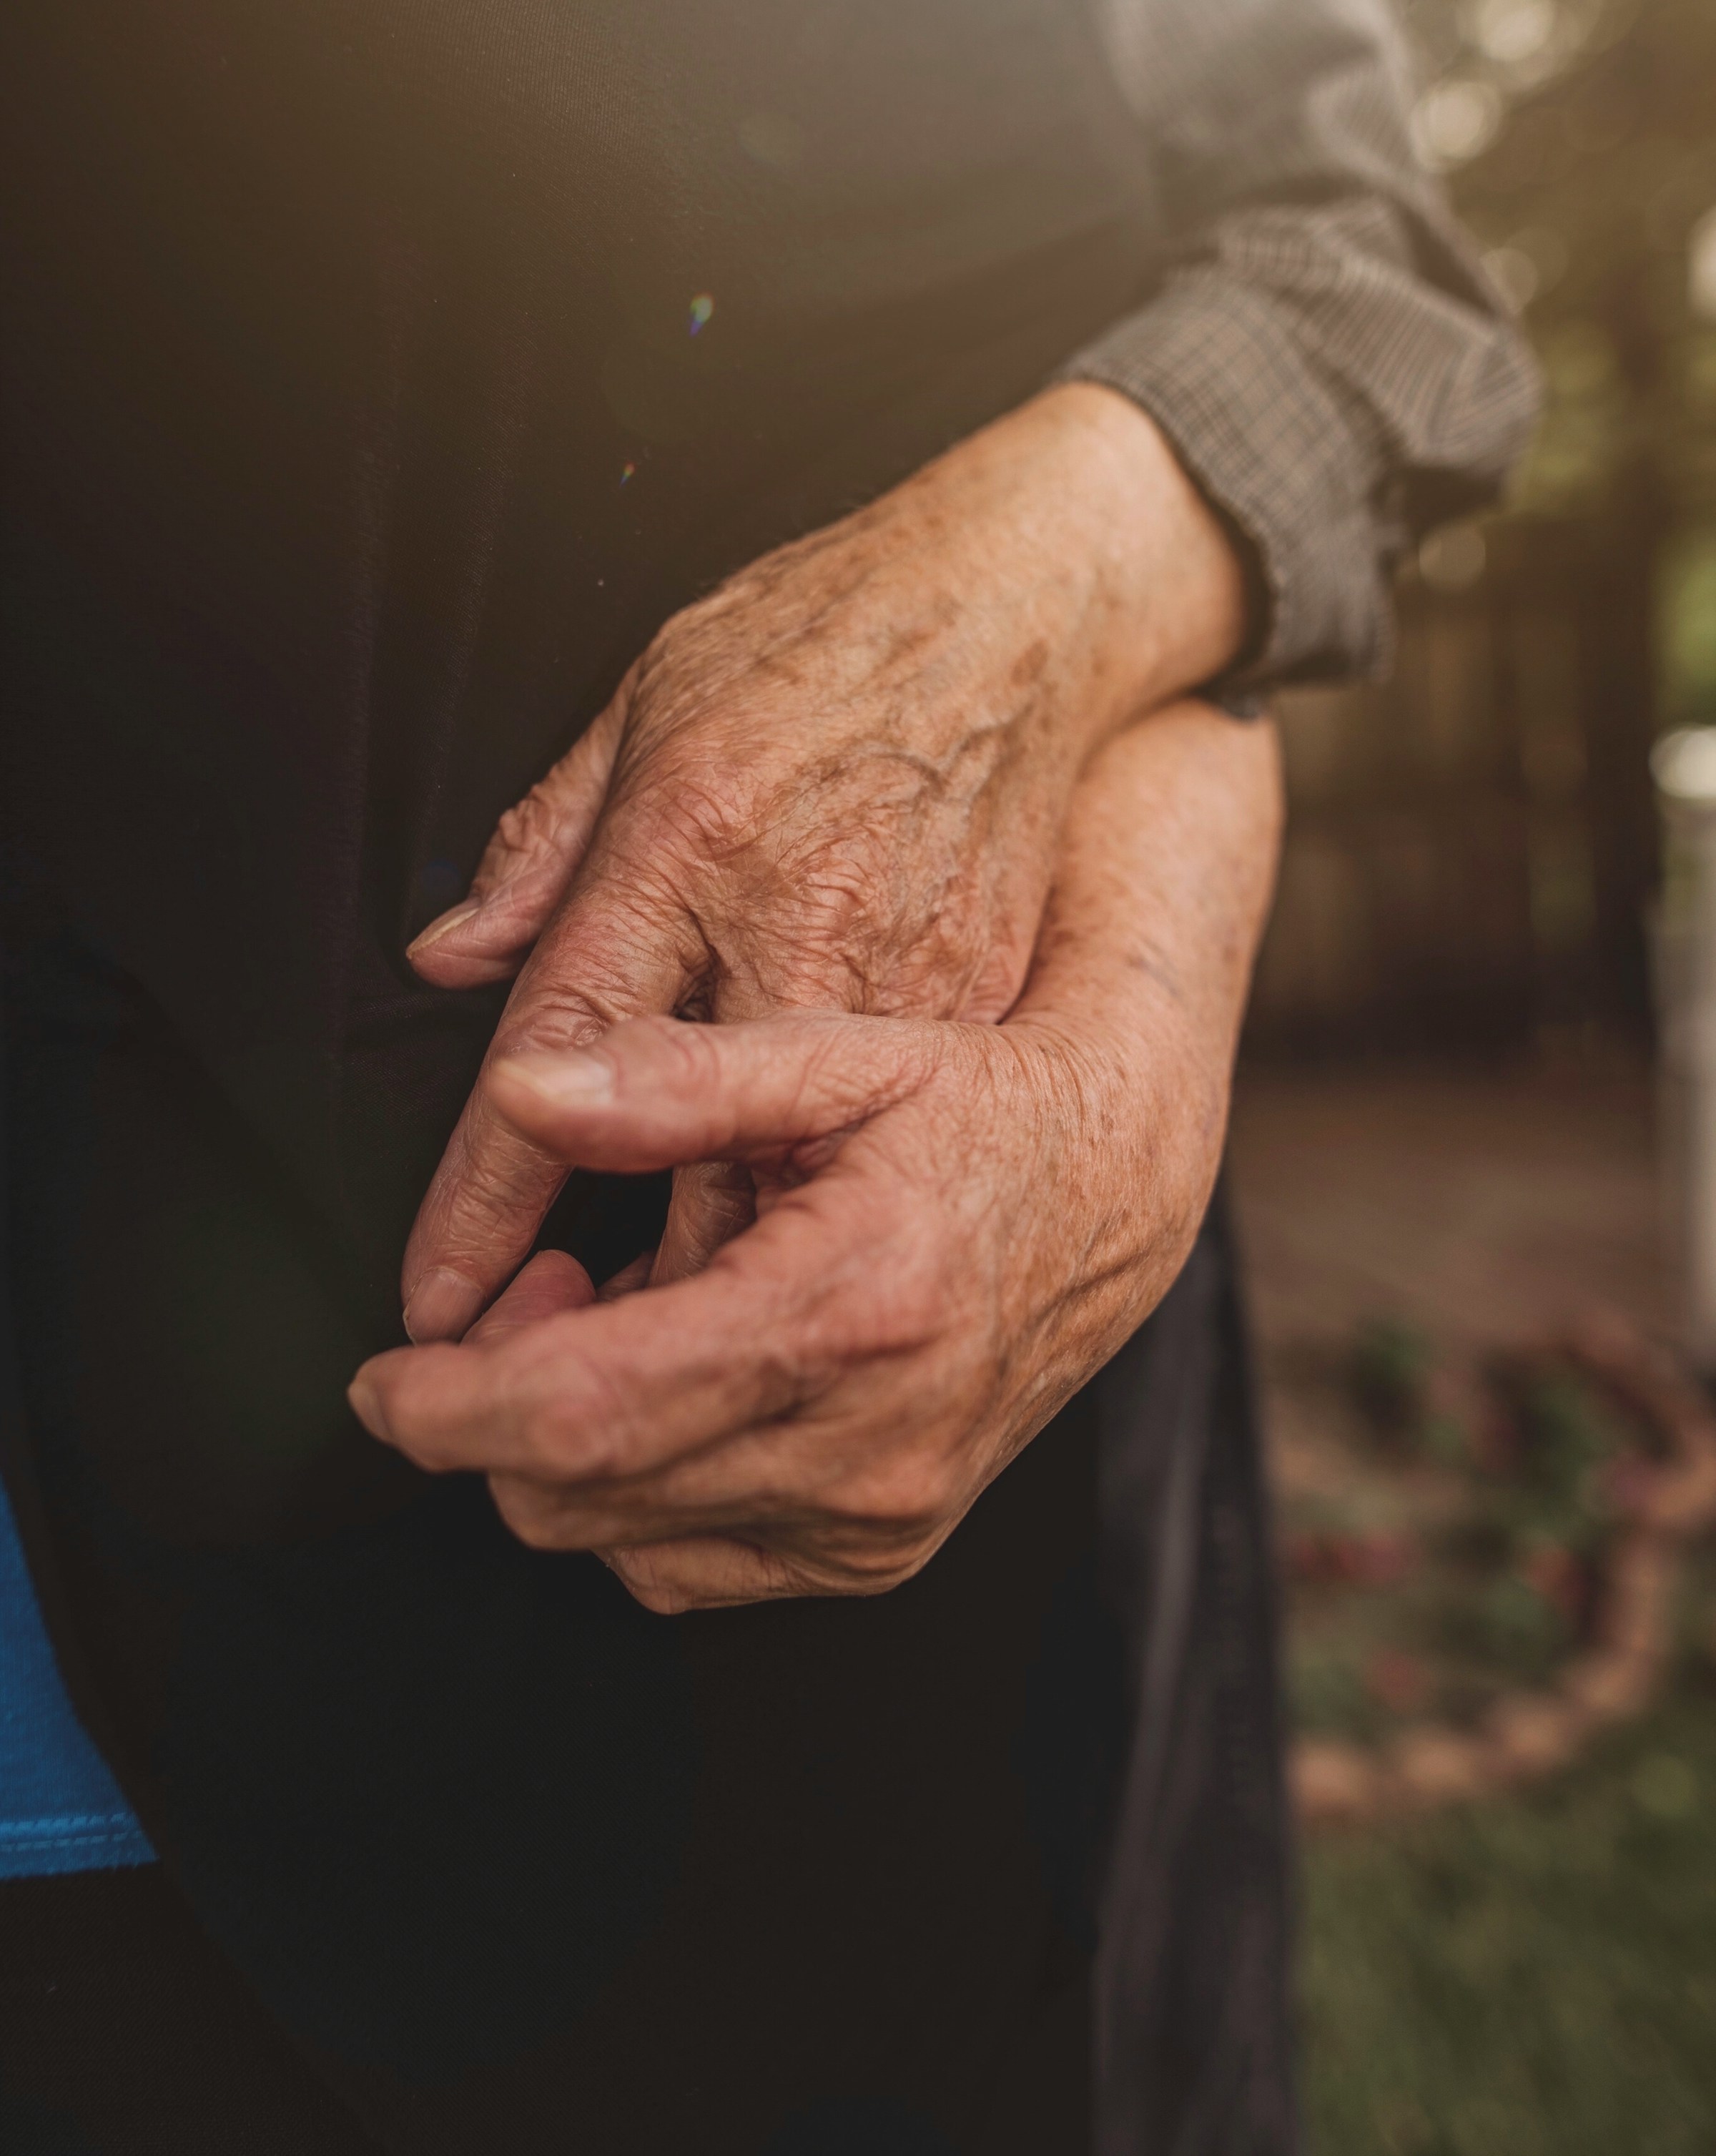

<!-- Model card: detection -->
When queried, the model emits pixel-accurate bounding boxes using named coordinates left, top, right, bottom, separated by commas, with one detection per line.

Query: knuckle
left=488, top=784, right=564, bottom=868
left=490, top=995, right=608, bottom=1061
left=606, top=1551, right=693, bottom=1617
left=625, top=772, right=757, bottom=867
left=814, top=1536, right=933, bottom=1598
left=509, top=880, right=701, bottom=1028
left=844, top=1561, right=920, bottom=1598
left=832, top=1456, right=954, bottom=1542
left=815, top=1244, right=946, bottom=1364
left=641, top=1013, right=725, bottom=1096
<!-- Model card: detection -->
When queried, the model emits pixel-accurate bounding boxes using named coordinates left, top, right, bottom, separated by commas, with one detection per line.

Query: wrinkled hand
left=399, top=385, right=1245, bottom=1341
left=349, top=707, right=1281, bottom=1612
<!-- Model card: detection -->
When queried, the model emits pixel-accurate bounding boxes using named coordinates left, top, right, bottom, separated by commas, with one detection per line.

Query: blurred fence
left=1244, top=0, right=1716, bottom=1062
left=1248, top=506, right=1663, bottom=1059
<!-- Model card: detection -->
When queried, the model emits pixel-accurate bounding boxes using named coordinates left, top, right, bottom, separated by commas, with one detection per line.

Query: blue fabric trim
left=0, top=1475, right=155, bottom=1878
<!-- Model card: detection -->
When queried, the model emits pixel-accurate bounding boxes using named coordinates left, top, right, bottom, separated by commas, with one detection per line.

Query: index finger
left=400, top=858, right=702, bottom=1342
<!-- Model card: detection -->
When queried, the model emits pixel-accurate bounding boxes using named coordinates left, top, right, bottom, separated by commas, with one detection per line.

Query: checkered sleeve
left=1057, top=0, right=1541, bottom=688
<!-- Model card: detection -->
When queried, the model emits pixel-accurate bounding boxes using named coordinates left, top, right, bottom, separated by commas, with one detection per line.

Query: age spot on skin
left=1009, top=638, right=1051, bottom=690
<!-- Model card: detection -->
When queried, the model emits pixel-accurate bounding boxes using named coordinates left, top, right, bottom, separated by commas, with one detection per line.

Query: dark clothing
left=1, top=980, right=1278, bottom=2153
left=0, top=1865, right=379, bottom=2155
left=0, top=1, right=1532, bottom=2150
left=0, top=1167, right=1286, bottom=2156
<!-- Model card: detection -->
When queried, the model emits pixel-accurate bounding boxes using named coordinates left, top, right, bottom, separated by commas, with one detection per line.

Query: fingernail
left=495, top=1050, right=615, bottom=1106
left=347, top=1377, right=390, bottom=1442
left=407, top=898, right=483, bottom=959
left=403, top=1266, right=485, bottom=1344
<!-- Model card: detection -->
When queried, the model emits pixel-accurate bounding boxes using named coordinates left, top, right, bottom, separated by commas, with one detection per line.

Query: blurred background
left=1224, top=0, right=1716, bottom=2147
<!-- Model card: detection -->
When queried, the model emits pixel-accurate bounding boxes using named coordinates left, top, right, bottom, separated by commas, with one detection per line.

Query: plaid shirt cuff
left=1056, top=269, right=1400, bottom=693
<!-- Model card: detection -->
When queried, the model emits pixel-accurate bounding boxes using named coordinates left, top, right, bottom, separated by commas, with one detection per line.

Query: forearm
left=1022, top=698, right=1282, bottom=1055
left=1008, top=699, right=1283, bottom=1279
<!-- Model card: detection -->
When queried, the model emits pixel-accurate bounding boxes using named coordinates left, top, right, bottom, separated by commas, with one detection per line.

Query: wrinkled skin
left=350, top=707, right=1283, bottom=1613
left=398, top=385, right=1248, bottom=1341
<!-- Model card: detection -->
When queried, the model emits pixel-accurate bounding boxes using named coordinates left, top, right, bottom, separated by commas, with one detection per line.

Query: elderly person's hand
left=348, top=705, right=1281, bottom=1611
left=397, top=384, right=1247, bottom=1341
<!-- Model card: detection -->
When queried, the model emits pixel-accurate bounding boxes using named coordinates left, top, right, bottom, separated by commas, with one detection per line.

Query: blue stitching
left=0, top=1813, right=143, bottom=1840
left=3, top=1836, right=145, bottom=1854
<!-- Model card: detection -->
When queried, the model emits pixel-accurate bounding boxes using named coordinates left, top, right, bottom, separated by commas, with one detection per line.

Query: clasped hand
left=346, top=388, right=1278, bottom=1611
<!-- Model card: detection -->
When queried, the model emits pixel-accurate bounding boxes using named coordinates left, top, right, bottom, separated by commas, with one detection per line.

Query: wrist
left=1015, top=383, right=1251, bottom=739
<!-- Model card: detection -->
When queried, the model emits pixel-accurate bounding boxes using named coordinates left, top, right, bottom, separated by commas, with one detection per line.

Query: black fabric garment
left=2, top=932, right=1115, bottom=2155
left=0, top=1062, right=1286, bottom=2156
left=0, top=922, right=1298, bottom=2155
left=0, top=1866, right=380, bottom=2156
left=2, top=1230, right=1286, bottom=2156
left=0, top=3, right=1519, bottom=2150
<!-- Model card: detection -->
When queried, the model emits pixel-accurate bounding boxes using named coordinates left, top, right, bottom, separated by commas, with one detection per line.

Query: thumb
left=408, top=691, right=628, bottom=990
left=486, top=1011, right=940, bottom=1176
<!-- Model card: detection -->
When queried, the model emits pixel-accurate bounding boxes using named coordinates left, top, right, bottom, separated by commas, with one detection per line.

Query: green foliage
left=1400, top=0, right=1716, bottom=718
left=1469, top=1567, right=1570, bottom=1675
left=1488, top=1359, right=1621, bottom=1553
left=1297, top=1334, right=1634, bottom=1725
left=1290, top=1643, right=1385, bottom=1743
left=1350, top=1316, right=1437, bottom=1437
left=1347, top=1315, right=1469, bottom=1461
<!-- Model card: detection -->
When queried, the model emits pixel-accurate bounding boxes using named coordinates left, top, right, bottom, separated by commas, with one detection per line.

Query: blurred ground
left=1218, top=5, right=1716, bottom=2135
left=1230, top=1059, right=1670, bottom=1374
left=1297, top=1668, right=1716, bottom=2156
left=1231, top=1055, right=1671, bottom=1523
left=1228, top=1060, right=1716, bottom=2156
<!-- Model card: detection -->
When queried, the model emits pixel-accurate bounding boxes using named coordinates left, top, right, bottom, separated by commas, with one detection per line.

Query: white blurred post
left=1652, top=728, right=1716, bottom=1368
